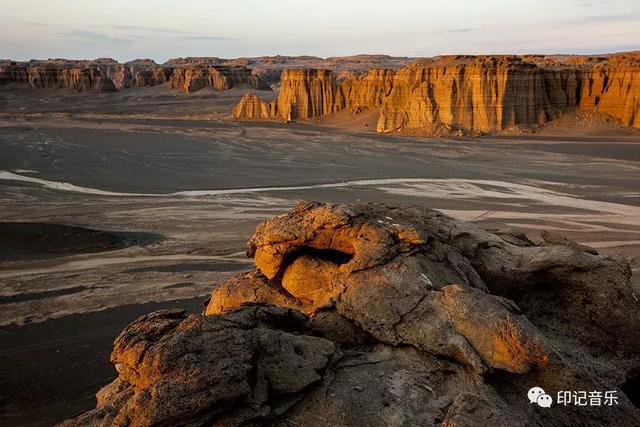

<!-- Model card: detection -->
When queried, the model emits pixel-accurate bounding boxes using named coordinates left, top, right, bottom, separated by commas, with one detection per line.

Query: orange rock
left=232, top=92, right=277, bottom=119
left=0, top=59, right=269, bottom=94
left=440, top=284, right=548, bottom=373
left=65, top=202, right=640, bottom=426
left=232, top=53, right=640, bottom=132
left=169, top=65, right=270, bottom=93
left=204, top=270, right=302, bottom=315
left=281, top=255, right=339, bottom=307
left=111, top=63, right=171, bottom=89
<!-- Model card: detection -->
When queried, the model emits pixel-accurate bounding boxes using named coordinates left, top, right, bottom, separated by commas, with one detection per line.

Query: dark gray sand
left=1, top=86, right=639, bottom=425
left=0, top=222, right=161, bottom=261
left=0, top=297, right=205, bottom=427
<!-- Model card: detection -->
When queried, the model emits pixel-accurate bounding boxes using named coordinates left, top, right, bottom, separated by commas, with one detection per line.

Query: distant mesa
left=0, top=58, right=269, bottom=93
left=169, top=65, right=270, bottom=93
left=0, top=60, right=119, bottom=92
left=0, top=55, right=414, bottom=93
left=233, top=52, right=640, bottom=134
left=3, top=52, right=639, bottom=134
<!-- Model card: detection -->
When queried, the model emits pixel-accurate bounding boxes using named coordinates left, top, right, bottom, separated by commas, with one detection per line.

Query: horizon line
left=3, top=49, right=640, bottom=64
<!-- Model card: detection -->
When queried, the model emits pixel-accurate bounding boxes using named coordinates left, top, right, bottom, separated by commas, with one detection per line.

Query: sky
left=1, top=0, right=639, bottom=62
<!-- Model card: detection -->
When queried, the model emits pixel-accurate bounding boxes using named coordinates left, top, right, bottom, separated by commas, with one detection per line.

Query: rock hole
left=271, top=246, right=355, bottom=289
left=278, top=247, right=353, bottom=275
left=299, top=247, right=354, bottom=265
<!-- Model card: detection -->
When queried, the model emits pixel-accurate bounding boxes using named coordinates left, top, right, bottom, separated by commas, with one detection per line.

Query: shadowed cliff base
left=62, top=202, right=640, bottom=427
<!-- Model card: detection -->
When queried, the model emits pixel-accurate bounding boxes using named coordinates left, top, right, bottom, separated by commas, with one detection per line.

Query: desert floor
left=1, top=84, right=639, bottom=426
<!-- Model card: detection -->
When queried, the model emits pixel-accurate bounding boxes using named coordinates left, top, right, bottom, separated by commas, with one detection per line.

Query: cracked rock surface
left=64, top=202, right=640, bottom=426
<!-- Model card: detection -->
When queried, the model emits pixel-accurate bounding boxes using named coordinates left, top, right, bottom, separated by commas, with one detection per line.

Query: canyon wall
left=0, top=55, right=416, bottom=94
left=233, top=68, right=395, bottom=121
left=169, top=65, right=270, bottom=93
left=0, top=61, right=118, bottom=92
left=0, top=60, right=269, bottom=93
left=233, top=53, right=640, bottom=132
left=577, top=56, right=640, bottom=128
left=109, top=62, right=173, bottom=89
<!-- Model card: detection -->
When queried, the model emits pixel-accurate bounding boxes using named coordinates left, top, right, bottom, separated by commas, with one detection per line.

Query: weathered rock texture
left=0, top=60, right=118, bottom=92
left=169, top=65, right=270, bottom=93
left=233, top=68, right=395, bottom=122
left=0, top=59, right=268, bottom=93
left=232, top=93, right=278, bottom=119
left=233, top=53, right=640, bottom=133
left=109, top=61, right=172, bottom=89
left=65, top=202, right=640, bottom=426
left=166, top=54, right=413, bottom=86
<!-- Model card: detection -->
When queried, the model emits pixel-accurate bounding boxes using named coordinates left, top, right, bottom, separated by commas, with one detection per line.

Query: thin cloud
left=444, top=28, right=476, bottom=33
left=573, top=0, right=609, bottom=7
left=555, top=44, right=640, bottom=54
left=180, top=35, right=236, bottom=41
left=111, top=25, right=190, bottom=34
left=582, top=13, right=640, bottom=22
left=66, top=31, right=131, bottom=44
left=16, top=21, right=53, bottom=27
left=110, top=25, right=235, bottom=41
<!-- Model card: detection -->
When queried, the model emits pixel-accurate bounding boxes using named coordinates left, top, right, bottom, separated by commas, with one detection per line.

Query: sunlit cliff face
left=233, top=53, right=640, bottom=133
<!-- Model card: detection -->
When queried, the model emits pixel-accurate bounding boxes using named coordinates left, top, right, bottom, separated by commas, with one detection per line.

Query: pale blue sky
left=1, top=0, right=639, bottom=61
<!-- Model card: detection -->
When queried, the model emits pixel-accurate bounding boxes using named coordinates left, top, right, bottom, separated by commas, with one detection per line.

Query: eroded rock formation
left=110, top=61, right=172, bottom=89
left=0, top=59, right=268, bottom=93
left=0, top=61, right=118, bottom=92
left=64, top=202, right=640, bottom=426
left=170, top=55, right=412, bottom=86
left=233, top=53, right=640, bottom=133
left=232, top=68, right=395, bottom=121
left=232, top=93, right=277, bottom=119
left=169, top=65, right=270, bottom=93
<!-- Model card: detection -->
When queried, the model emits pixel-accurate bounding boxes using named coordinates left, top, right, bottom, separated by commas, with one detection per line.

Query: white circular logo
left=528, top=387, right=553, bottom=408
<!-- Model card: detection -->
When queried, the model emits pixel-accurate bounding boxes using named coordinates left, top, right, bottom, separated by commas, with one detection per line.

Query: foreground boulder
left=64, top=202, right=640, bottom=426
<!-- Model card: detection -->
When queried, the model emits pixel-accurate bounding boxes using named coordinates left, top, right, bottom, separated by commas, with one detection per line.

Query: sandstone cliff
left=220, top=54, right=413, bottom=85
left=378, top=55, right=640, bottom=132
left=0, top=60, right=269, bottom=93
left=232, top=92, right=277, bottom=119
left=110, top=62, right=172, bottom=89
left=232, top=68, right=394, bottom=121
left=63, top=202, right=640, bottom=426
left=578, top=53, right=640, bottom=128
left=169, top=65, right=270, bottom=93
left=233, top=53, right=640, bottom=132
left=0, top=61, right=117, bottom=92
